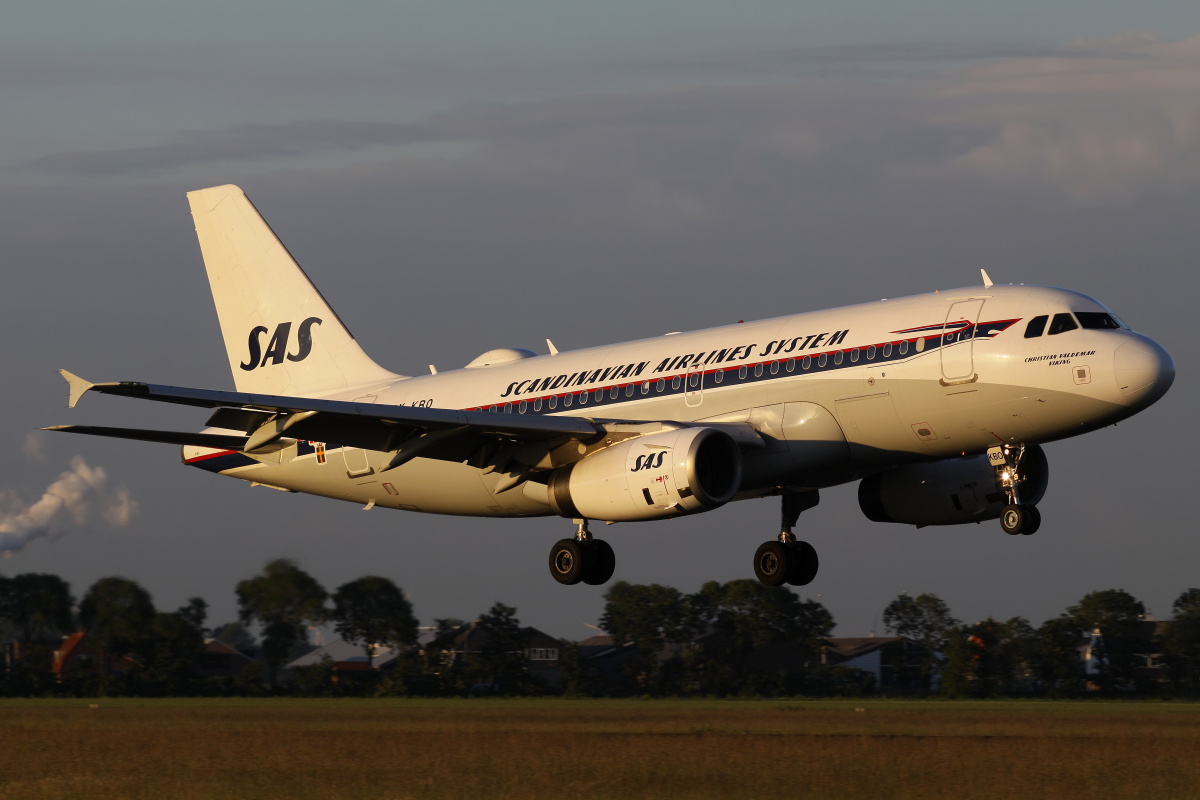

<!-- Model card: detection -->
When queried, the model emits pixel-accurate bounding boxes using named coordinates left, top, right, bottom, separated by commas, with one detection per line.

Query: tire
left=785, top=541, right=819, bottom=586
left=753, top=541, right=789, bottom=586
left=1000, top=505, right=1026, bottom=535
left=1020, top=505, right=1041, bottom=536
left=582, top=539, right=616, bottom=585
left=549, top=539, right=585, bottom=585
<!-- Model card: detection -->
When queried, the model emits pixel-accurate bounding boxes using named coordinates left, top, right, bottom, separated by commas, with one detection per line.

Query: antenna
left=547, top=339, right=559, bottom=356
left=981, top=269, right=994, bottom=288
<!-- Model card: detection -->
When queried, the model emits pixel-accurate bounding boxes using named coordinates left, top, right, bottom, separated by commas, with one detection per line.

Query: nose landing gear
left=549, top=519, right=616, bottom=586
left=753, top=489, right=820, bottom=587
left=995, top=445, right=1043, bottom=536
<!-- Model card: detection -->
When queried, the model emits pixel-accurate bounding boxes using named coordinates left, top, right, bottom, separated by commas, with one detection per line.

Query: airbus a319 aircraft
left=48, top=185, right=1175, bottom=587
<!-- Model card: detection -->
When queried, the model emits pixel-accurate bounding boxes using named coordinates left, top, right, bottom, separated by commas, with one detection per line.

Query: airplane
left=47, top=184, right=1175, bottom=588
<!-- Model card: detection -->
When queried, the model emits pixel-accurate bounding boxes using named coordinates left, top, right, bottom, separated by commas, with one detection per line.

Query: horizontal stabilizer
left=43, top=425, right=249, bottom=451
left=59, top=369, right=95, bottom=409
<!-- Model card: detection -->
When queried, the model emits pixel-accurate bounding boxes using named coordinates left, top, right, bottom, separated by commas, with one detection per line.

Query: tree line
left=3, top=561, right=1199, bottom=697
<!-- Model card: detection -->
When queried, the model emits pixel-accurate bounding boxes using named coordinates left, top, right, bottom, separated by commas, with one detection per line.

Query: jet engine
left=548, top=427, right=742, bottom=522
left=858, top=445, right=1048, bottom=527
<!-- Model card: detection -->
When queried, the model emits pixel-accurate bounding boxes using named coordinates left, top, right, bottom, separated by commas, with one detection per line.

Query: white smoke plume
left=0, top=456, right=138, bottom=557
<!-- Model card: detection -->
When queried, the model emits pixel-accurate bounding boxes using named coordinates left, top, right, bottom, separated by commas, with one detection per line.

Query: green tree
left=882, top=593, right=959, bottom=691
left=689, top=579, right=834, bottom=694
left=78, top=577, right=156, bottom=686
left=0, top=573, right=74, bottom=644
left=143, top=601, right=208, bottom=695
left=692, top=579, right=834, bottom=654
left=1160, top=589, right=1200, bottom=692
left=1066, top=589, right=1147, bottom=691
left=331, top=576, right=418, bottom=668
left=601, top=582, right=695, bottom=690
left=211, top=621, right=258, bottom=654
left=236, top=559, right=327, bottom=689
left=476, top=603, right=528, bottom=693
left=1033, top=616, right=1085, bottom=694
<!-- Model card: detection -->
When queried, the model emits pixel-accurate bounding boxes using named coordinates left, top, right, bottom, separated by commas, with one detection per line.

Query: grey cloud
left=24, top=121, right=430, bottom=177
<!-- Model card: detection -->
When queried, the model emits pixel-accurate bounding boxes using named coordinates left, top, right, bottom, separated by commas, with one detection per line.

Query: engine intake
left=859, top=445, right=1048, bottom=526
left=549, top=427, right=742, bottom=521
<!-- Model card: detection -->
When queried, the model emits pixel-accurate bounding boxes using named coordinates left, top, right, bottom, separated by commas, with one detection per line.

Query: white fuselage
left=183, top=284, right=1173, bottom=518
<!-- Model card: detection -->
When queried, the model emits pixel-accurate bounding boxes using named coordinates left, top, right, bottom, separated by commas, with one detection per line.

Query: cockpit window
left=1048, top=313, right=1079, bottom=335
left=1024, top=315, right=1048, bottom=338
left=1075, top=311, right=1121, bottom=330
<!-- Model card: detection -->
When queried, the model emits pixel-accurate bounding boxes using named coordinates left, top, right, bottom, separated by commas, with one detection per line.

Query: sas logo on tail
left=632, top=451, right=668, bottom=471
left=240, top=317, right=322, bottom=371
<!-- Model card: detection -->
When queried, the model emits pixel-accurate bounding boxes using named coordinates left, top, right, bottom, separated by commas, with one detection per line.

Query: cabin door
left=941, top=299, right=985, bottom=383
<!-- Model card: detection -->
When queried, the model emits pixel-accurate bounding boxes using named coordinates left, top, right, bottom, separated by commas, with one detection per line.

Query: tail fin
left=187, top=185, right=402, bottom=397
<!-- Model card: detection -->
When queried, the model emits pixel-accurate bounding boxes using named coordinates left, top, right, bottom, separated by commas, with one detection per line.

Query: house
left=821, top=637, right=928, bottom=688
left=429, top=621, right=564, bottom=688
left=197, top=638, right=257, bottom=679
left=51, top=633, right=136, bottom=676
left=285, top=639, right=403, bottom=673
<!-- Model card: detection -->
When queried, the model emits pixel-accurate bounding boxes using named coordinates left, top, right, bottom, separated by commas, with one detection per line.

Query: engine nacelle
left=548, top=427, right=742, bottom=522
left=858, top=445, right=1048, bottom=526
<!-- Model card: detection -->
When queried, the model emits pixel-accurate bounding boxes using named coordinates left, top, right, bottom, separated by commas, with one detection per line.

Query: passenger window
left=1048, top=313, right=1078, bottom=335
left=1075, top=311, right=1121, bottom=330
left=1024, top=315, right=1048, bottom=338
left=671, top=376, right=680, bottom=390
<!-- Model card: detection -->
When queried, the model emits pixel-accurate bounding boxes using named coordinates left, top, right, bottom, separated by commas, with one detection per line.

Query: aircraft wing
left=46, top=370, right=765, bottom=481
left=44, top=369, right=609, bottom=470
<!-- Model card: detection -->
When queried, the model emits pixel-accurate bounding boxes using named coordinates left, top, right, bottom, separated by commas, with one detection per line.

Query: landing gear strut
left=996, top=445, right=1042, bottom=536
left=753, top=489, right=820, bottom=587
left=549, top=519, right=616, bottom=586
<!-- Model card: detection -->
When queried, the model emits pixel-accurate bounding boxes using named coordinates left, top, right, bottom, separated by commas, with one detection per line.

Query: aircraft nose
left=1114, top=337, right=1175, bottom=408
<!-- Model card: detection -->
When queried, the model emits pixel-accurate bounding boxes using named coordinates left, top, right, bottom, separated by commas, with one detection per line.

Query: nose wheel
left=1000, top=504, right=1041, bottom=536
left=549, top=519, right=616, bottom=586
left=753, top=489, right=820, bottom=586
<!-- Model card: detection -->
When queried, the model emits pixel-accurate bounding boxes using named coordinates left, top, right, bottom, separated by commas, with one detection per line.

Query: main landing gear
left=549, top=519, right=616, bottom=586
left=753, top=489, right=820, bottom=587
left=996, top=445, right=1042, bottom=536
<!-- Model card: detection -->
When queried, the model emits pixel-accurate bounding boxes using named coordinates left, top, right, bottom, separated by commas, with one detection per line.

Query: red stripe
left=185, top=449, right=236, bottom=464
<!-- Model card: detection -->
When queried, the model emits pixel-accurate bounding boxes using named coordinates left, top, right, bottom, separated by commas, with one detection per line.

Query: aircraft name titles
left=496, top=328, right=850, bottom=399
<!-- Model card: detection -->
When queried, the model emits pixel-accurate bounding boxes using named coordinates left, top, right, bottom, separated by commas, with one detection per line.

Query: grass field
left=2, top=698, right=1198, bottom=799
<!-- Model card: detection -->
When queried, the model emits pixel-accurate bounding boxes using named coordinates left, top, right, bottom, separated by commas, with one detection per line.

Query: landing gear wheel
left=785, top=541, right=819, bottom=586
left=754, top=541, right=789, bottom=586
left=1000, top=505, right=1030, bottom=536
left=549, top=539, right=585, bottom=585
left=1020, top=505, right=1041, bottom=536
left=583, top=539, right=616, bottom=585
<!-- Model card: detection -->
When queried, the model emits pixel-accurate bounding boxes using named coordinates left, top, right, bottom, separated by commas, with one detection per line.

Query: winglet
left=547, top=339, right=559, bottom=356
left=981, top=269, right=994, bottom=288
left=59, top=370, right=94, bottom=409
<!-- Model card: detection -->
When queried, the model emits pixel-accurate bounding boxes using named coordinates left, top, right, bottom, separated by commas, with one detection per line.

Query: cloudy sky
left=3, top=2, right=1198, bottom=640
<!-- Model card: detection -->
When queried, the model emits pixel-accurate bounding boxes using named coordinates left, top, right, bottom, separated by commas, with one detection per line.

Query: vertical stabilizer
left=187, top=185, right=401, bottom=397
